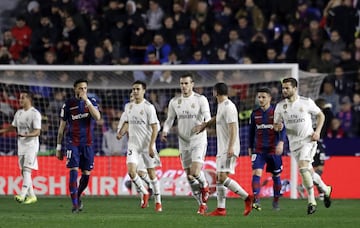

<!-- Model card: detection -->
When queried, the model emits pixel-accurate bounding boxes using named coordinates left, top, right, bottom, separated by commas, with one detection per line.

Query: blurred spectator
left=313, top=49, right=335, bottom=74
left=109, top=15, right=130, bottom=58
left=210, top=46, right=236, bottom=64
left=197, top=32, right=216, bottom=62
left=215, top=4, right=236, bottom=28
left=336, top=96, right=354, bottom=137
left=145, top=0, right=164, bottom=32
left=319, top=80, right=340, bottom=114
left=159, top=15, right=177, bottom=47
left=292, top=0, right=321, bottom=30
left=102, top=38, right=118, bottom=63
left=234, top=16, right=254, bottom=45
left=172, top=32, right=192, bottom=63
left=74, top=37, right=93, bottom=64
left=103, top=0, right=125, bottom=33
left=331, top=65, right=355, bottom=97
left=192, top=0, right=214, bottom=33
left=300, top=19, right=328, bottom=53
left=76, top=0, right=100, bottom=17
left=91, top=46, right=112, bottom=65
left=275, top=32, right=298, bottom=63
left=235, top=0, right=265, bottom=32
left=352, top=92, right=360, bottom=136
left=144, top=33, right=171, bottom=64
left=102, top=117, right=127, bottom=156
left=297, top=36, right=319, bottom=70
left=171, top=1, right=190, bottom=31
left=15, top=49, right=37, bottom=65
left=188, top=18, right=202, bottom=48
left=162, top=51, right=181, bottom=65
left=0, top=46, right=14, bottom=64
left=246, top=32, right=267, bottom=63
left=25, top=1, right=41, bottom=30
left=43, top=50, right=58, bottom=65
left=326, top=117, right=346, bottom=138
left=322, top=30, right=346, bottom=64
left=265, top=46, right=280, bottom=64
left=326, top=0, right=358, bottom=45
left=10, top=15, right=32, bottom=61
left=187, top=48, right=208, bottom=64
left=225, top=29, right=246, bottom=63
left=62, top=16, right=83, bottom=49
left=339, top=47, right=358, bottom=75
left=211, top=20, right=228, bottom=48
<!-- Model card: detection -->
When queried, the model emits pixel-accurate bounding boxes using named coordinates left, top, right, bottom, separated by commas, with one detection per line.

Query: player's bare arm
left=312, top=111, right=325, bottom=141
left=56, top=120, right=66, bottom=160
left=18, top=129, right=41, bottom=137
left=148, top=123, right=158, bottom=158
left=192, top=116, right=216, bottom=134
left=273, top=123, right=284, bottom=132
left=275, top=141, right=284, bottom=155
left=0, top=125, right=16, bottom=134
left=227, top=122, right=237, bottom=157
left=117, top=122, right=129, bottom=140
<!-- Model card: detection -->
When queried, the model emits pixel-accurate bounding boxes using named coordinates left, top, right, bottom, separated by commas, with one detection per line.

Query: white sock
left=132, top=175, right=149, bottom=195
left=224, top=177, right=248, bottom=199
left=216, top=183, right=227, bottom=209
left=312, top=172, right=328, bottom=193
left=21, top=169, right=32, bottom=197
left=189, top=179, right=202, bottom=205
left=300, top=168, right=316, bottom=204
left=151, top=178, right=161, bottom=204
left=194, top=171, right=208, bottom=188
left=140, top=173, right=151, bottom=189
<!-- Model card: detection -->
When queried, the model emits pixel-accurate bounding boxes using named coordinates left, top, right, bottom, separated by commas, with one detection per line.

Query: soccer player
left=274, top=77, right=332, bottom=215
left=193, top=82, right=254, bottom=216
left=248, top=87, right=286, bottom=211
left=117, top=92, right=156, bottom=206
left=117, top=80, right=162, bottom=212
left=0, top=91, right=41, bottom=204
left=56, top=78, right=101, bottom=213
left=161, top=73, right=211, bottom=215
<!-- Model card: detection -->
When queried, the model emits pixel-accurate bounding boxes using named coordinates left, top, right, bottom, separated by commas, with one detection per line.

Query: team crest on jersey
left=129, top=104, right=133, bottom=110
left=191, top=103, right=195, bottom=108
left=283, top=104, right=287, bottom=113
left=140, top=110, right=144, bottom=115
left=299, top=107, right=304, bottom=112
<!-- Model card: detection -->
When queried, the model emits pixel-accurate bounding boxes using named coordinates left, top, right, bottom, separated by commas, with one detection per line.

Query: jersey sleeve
left=274, top=103, right=283, bottom=123
left=33, top=110, right=42, bottom=130
left=200, top=95, right=211, bottom=122
left=308, top=98, right=321, bottom=115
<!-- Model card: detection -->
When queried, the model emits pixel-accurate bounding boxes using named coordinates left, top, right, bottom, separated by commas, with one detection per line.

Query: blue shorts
left=66, top=145, right=94, bottom=171
left=251, top=153, right=282, bottom=175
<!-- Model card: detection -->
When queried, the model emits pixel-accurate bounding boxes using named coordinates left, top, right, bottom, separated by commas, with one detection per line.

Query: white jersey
left=11, top=107, right=41, bottom=155
left=274, top=96, right=321, bottom=151
left=216, top=99, right=240, bottom=156
left=122, top=99, right=160, bottom=151
left=163, top=92, right=211, bottom=143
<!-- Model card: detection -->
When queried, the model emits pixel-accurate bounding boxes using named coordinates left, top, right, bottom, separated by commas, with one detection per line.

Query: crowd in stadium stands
left=1, top=0, right=360, bottom=155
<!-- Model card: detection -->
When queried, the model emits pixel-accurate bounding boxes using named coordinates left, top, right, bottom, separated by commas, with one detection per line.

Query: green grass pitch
left=0, top=196, right=359, bottom=228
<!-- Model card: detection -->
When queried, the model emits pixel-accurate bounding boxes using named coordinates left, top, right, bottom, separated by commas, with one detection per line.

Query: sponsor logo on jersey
left=256, top=124, right=274, bottom=129
left=71, top=113, right=89, bottom=120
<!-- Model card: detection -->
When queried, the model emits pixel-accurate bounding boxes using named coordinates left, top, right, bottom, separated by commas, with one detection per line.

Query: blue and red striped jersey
left=60, top=97, right=98, bottom=146
left=248, top=105, right=286, bottom=154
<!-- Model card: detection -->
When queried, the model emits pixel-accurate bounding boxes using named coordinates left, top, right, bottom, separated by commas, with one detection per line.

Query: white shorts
left=18, top=152, right=38, bottom=170
left=216, top=153, right=237, bottom=174
left=292, top=141, right=317, bottom=163
left=127, top=148, right=161, bottom=170
left=179, top=140, right=207, bottom=169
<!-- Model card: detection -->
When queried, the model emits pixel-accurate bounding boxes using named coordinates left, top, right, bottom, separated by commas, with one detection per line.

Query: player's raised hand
left=78, top=90, right=88, bottom=101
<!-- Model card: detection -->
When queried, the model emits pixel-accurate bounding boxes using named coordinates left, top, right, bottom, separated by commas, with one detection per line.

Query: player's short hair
left=133, top=80, right=147, bottom=89
left=74, top=78, right=88, bottom=87
left=180, top=73, right=194, bottom=82
left=20, top=90, right=33, bottom=101
left=256, top=87, right=271, bottom=95
left=214, top=82, right=228, bottom=95
left=282, top=77, right=298, bottom=88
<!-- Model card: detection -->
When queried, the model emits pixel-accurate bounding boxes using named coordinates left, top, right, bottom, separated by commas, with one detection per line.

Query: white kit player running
left=193, top=83, right=254, bottom=216
left=161, top=73, right=211, bottom=215
left=273, top=77, right=332, bottom=215
left=117, top=92, right=158, bottom=205
left=118, top=81, right=162, bottom=212
left=0, top=91, right=41, bottom=204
